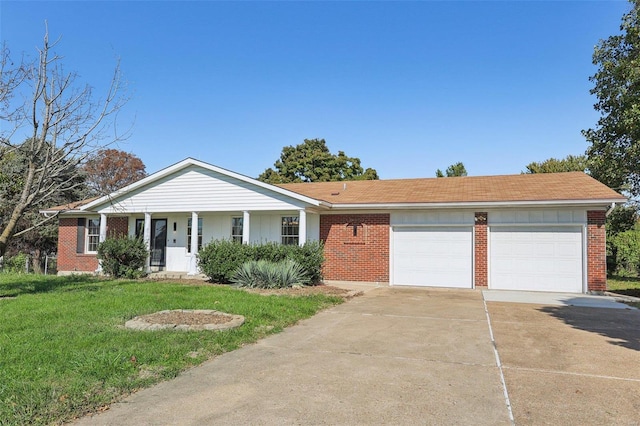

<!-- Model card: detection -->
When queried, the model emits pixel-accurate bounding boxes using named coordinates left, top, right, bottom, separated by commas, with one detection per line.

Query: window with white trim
left=281, top=216, right=299, bottom=245
left=187, top=218, right=203, bottom=253
left=135, top=218, right=144, bottom=239
left=86, top=218, right=101, bottom=253
left=231, top=217, right=243, bottom=243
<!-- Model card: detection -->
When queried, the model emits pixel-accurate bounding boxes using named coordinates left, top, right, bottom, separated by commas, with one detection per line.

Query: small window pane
left=281, top=216, right=299, bottom=245
left=187, top=218, right=203, bottom=253
left=231, top=217, right=243, bottom=243
left=87, top=218, right=100, bottom=252
left=135, top=219, right=145, bottom=239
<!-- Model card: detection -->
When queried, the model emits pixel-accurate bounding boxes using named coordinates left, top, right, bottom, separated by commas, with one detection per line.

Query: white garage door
left=392, top=227, right=473, bottom=288
left=490, top=226, right=583, bottom=293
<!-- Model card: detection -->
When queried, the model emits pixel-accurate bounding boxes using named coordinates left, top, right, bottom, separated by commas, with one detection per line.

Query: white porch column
left=97, top=213, right=108, bottom=272
left=242, top=211, right=250, bottom=245
left=144, top=212, right=152, bottom=273
left=188, top=211, right=199, bottom=275
left=99, top=214, right=108, bottom=243
left=298, top=209, right=306, bottom=247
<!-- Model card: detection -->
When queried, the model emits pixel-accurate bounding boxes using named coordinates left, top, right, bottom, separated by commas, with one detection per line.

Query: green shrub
left=2, top=252, right=29, bottom=273
left=197, top=240, right=324, bottom=284
left=231, top=259, right=310, bottom=288
left=197, top=239, right=252, bottom=283
left=286, top=241, right=324, bottom=284
left=97, top=236, right=148, bottom=279
left=610, top=227, right=640, bottom=276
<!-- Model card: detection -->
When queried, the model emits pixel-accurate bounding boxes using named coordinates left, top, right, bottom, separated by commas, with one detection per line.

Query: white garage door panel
left=393, top=227, right=472, bottom=288
left=490, top=226, right=583, bottom=293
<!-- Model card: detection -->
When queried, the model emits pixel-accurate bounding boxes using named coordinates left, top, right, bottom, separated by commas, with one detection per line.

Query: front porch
left=97, top=209, right=319, bottom=276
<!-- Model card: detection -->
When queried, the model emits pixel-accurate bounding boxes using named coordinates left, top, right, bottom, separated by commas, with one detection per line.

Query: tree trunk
left=31, top=248, right=43, bottom=274
left=0, top=199, right=28, bottom=258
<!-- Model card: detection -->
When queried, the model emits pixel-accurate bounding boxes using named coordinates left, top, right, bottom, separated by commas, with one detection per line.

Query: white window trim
left=86, top=218, right=101, bottom=254
left=231, top=217, right=243, bottom=243
left=187, top=218, right=203, bottom=253
left=281, top=216, right=300, bottom=245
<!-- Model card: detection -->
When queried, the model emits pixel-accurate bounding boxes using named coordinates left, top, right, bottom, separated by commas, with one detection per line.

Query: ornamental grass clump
left=231, top=259, right=310, bottom=289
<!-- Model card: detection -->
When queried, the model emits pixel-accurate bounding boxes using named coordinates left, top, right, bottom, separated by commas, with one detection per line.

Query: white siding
left=306, top=213, right=320, bottom=242
left=95, top=165, right=308, bottom=214
left=488, top=209, right=586, bottom=225
left=249, top=214, right=282, bottom=244
left=391, top=210, right=474, bottom=226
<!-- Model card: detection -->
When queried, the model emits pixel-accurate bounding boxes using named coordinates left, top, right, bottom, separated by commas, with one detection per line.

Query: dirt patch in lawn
left=126, top=309, right=245, bottom=331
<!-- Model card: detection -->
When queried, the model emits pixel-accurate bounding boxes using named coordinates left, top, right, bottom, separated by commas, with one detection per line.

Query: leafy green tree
left=524, top=155, right=589, bottom=174
left=436, top=162, right=467, bottom=177
left=258, top=139, right=379, bottom=183
left=583, top=0, right=640, bottom=195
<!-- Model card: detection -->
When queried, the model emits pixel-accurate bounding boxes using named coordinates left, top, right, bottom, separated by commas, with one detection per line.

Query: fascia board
left=327, top=198, right=627, bottom=210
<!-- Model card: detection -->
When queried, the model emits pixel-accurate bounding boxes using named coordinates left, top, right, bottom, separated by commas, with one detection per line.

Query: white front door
left=392, top=227, right=473, bottom=288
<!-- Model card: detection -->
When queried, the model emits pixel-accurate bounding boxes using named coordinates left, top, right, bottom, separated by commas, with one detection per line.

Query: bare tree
left=0, top=27, right=127, bottom=257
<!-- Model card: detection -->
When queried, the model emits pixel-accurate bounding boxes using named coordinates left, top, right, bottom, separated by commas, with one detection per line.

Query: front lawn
left=0, top=274, right=342, bottom=425
left=607, top=275, right=640, bottom=308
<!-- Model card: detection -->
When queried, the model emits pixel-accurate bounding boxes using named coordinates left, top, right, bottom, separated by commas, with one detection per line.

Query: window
left=281, top=216, right=299, bottom=245
left=86, top=218, right=100, bottom=253
left=231, top=217, right=243, bottom=243
left=135, top=219, right=144, bottom=239
left=187, top=218, right=203, bottom=253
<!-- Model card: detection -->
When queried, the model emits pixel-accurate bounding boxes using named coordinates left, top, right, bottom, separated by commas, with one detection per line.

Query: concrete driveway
left=487, top=300, right=640, bottom=425
left=75, top=287, right=640, bottom=425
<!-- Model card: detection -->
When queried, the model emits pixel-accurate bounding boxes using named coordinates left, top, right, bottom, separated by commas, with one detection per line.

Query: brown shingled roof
left=42, top=197, right=98, bottom=212
left=278, top=172, right=625, bottom=205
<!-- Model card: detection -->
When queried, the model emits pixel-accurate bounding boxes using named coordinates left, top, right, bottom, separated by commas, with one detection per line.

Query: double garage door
left=392, top=225, right=583, bottom=292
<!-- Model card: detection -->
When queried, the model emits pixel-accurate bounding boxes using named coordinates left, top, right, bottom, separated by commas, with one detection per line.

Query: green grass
left=607, top=274, right=640, bottom=308
left=0, top=273, right=343, bottom=425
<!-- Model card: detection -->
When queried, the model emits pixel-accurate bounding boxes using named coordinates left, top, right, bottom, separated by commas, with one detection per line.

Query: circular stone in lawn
left=125, top=310, right=244, bottom=331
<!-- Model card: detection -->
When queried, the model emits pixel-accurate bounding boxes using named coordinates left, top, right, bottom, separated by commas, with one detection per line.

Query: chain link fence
left=0, top=253, right=57, bottom=275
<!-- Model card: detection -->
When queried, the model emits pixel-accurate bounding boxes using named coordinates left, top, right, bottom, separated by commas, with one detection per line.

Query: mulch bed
left=144, top=279, right=356, bottom=299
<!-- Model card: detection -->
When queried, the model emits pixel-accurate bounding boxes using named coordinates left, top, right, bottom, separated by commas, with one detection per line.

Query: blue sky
left=1, top=1, right=632, bottom=179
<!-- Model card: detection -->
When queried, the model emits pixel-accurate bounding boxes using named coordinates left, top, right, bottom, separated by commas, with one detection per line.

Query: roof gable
left=81, top=158, right=322, bottom=213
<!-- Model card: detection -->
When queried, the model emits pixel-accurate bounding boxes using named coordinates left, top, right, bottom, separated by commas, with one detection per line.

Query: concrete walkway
left=75, top=287, right=512, bottom=425
left=482, top=289, right=636, bottom=309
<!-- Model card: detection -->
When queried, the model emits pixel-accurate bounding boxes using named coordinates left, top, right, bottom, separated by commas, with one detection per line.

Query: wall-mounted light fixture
left=173, top=222, right=177, bottom=232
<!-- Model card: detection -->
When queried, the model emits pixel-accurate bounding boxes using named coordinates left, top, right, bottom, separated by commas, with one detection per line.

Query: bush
left=610, top=227, right=640, bottom=276
left=198, top=240, right=324, bottom=284
left=231, top=259, right=310, bottom=289
left=1, top=252, right=29, bottom=273
left=97, top=236, right=148, bottom=279
left=286, top=241, right=324, bottom=284
left=197, top=239, right=253, bottom=283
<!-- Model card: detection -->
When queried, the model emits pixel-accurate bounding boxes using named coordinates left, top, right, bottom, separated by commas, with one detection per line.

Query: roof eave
left=327, top=198, right=627, bottom=210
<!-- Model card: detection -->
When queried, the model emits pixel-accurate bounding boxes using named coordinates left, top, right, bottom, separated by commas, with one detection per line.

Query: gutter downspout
left=605, top=202, right=616, bottom=217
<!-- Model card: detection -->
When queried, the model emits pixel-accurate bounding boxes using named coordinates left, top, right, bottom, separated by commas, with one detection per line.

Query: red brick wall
left=107, top=217, right=129, bottom=238
left=587, top=210, right=607, bottom=292
left=474, top=212, right=488, bottom=287
left=320, top=214, right=389, bottom=282
left=57, top=216, right=129, bottom=273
